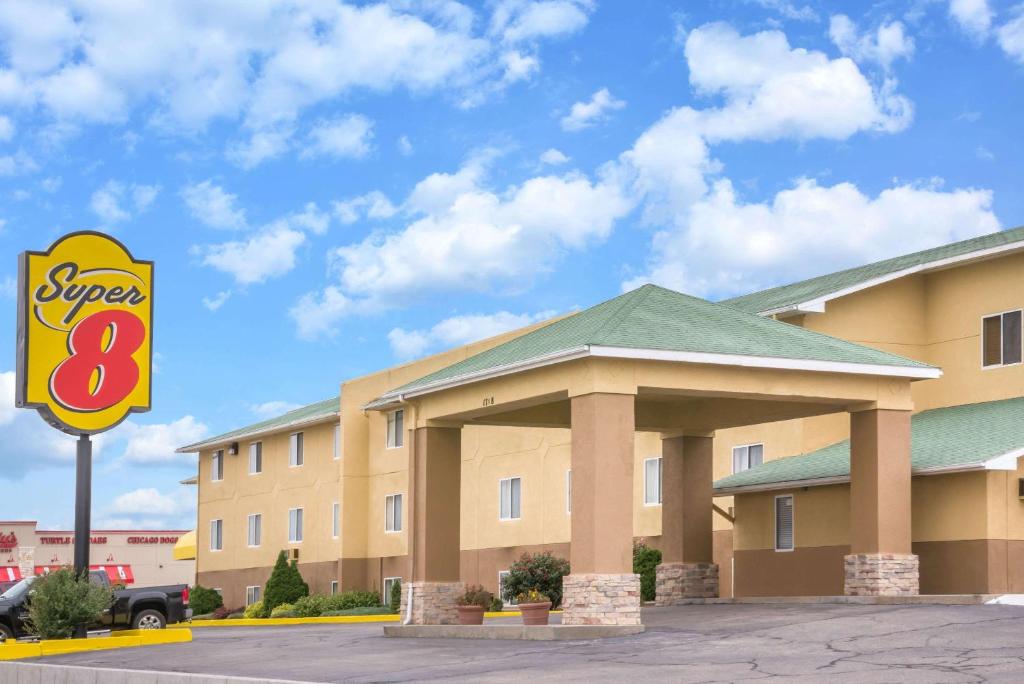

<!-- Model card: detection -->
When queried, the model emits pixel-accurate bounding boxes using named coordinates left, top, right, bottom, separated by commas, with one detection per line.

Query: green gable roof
left=177, top=396, right=340, bottom=453
left=378, top=284, right=934, bottom=402
left=714, top=397, right=1024, bottom=492
left=724, top=226, right=1024, bottom=315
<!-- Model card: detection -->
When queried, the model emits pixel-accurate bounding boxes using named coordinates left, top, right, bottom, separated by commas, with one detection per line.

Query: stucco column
left=844, top=408, right=918, bottom=596
left=563, top=392, right=641, bottom=626
left=400, top=425, right=464, bottom=624
left=656, top=434, right=718, bottom=604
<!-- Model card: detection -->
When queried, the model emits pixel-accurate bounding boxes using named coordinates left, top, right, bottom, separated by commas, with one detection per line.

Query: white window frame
left=383, top=576, right=401, bottom=604
left=330, top=580, right=339, bottom=595
left=498, top=570, right=516, bottom=606
left=332, top=502, right=340, bottom=539
left=245, top=585, right=261, bottom=606
left=209, top=519, right=223, bottom=551
left=774, top=494, right=795, bottom=552
left=333, top=424, right=341, bottom=460
left=565, top=469, right=572, bottom=515
left=211, top=450, right=224, bottom=482
left=499, top=476, right=522, bottom=521
left=982, top=309, right=1024, bottom=369
left=386, top=410, right=404, bottom=449
left=732, top=443, right=764, bottom=474
left=249, top=442, right=262, bottom=475
left=288, top=507, right=304, bottom=543
left=247, top=513, right=261, bottom=548
left=643, top=457, right=662, bottom=506
left=289, top=432, right=304, bottom=467
left=385, top=493, right=403, bottom=533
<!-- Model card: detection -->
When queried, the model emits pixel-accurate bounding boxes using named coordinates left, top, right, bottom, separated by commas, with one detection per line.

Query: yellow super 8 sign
left=16, top=232, right=153, bottom=435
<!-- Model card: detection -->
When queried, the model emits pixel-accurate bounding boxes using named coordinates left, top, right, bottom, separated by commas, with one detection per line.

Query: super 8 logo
left=16, top=232, right=153, bottom=435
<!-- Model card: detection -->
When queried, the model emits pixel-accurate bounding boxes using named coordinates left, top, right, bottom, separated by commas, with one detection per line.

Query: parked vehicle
left=0, top=571, right=191, bottom=639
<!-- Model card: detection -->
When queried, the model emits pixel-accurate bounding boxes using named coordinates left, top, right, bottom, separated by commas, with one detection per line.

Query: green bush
left=189, top=585, right=224, bottom=616
left=456, top=584, right=492, bottom=609
left=269, top=603, right=296, bottom=618
left=293, top=591, right=382, bottom=617
left=389, top=579, right=402, bottom=614
left=262, top=551, right=309, bottom=615
left=488, top=596, right=503, bottom=612
left=192, top=613, right=215, bottom=620
left=501, top=551, right=570, bottom=608
left=633, top=541, right=662, bottom=602
left=227, top=612, right=244, bottom=619
left=26, top=569, right=113, bottom=639
left=321, top=606, right=393, bottom=617
left=243, top=601, right=264, bottom=619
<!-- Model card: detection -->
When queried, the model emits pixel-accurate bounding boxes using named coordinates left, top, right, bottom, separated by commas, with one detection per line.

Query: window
left=499, top=477, right=522, bottom=520
left=383, top=577, right=401, bottom=604
left=249, top=442, right=262, bottom=475
left=211, top=450, right=224, bottom=481
left=333, top=424, right=341, bottom=460
left=330, top=580, right=339, bottom=595
left=247, top=513, right=261, bottom=547
left=983, top=311, right=1023, bottom=367
left=565, top=469, right=572, bottom=515
left=775, top=495, right=794, bottom=552
left=332, top=502, right=340, bottom=538
left=644, top=457, right=662, bottom=505
left=246, top=586, right=261, bottom=606
left=386, top=410, right=404, bottom=448
left=732, top=444, right=764, bottom=474
left=498, top=570, right=516, bottom=606
left=289, top=432, right=304, bottom=467
left=385, top=493, right=403, bottom=532
left=288, top=507, right=304, bottom=543
left=209, top=519, right=223, bottom=551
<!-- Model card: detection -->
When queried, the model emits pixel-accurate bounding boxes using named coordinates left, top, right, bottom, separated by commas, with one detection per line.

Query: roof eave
left=175, top=411, right=340, bottom=453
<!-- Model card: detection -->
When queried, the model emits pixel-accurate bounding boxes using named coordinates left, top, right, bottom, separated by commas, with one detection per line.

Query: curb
left=176, top=611, right=539, bottom=628
left=0, top=628, right=192, bottom=661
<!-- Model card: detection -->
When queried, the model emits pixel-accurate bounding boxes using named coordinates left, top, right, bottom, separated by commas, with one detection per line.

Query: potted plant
left=456, top=585, right=492, bottom=625
left=515, top=588, right=551, bottom=625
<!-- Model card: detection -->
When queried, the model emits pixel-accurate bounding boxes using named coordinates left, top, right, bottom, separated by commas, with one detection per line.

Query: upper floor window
left=385, top=493, right=403, bottom=532
left=209, top=519, right=223, bottom=551
left=333, top=424, right=341, bottom=460
left=288, top=507, right=304, bottom=543
left=211, top=450, right=224, bottom=482
left=732, top=444, right=764, bottom=474
left=289, top=432, right=304, bottom=467
left=332, top=502, right=340, bottom=538
left=775, top=495, right=794, bottom=552
left=644, top=457, right=662, bottom=505
left=247, top=514, right=261, bottom=547
left=386, top=410, right=404, bottom=448
left=499, top=477, right=522, bottom=521
left=983, top=310, right=1022, bottom=368
left=565, top=469, right=572, bottom=515
left=249, top=442, right=262, bottom=475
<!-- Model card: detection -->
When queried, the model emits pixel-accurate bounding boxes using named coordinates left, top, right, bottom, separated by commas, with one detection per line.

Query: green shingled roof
left=381, top=284, right=934, bottom=400
left=176, top=396, right=339, bottom=452
left=714, top=397, right=1024, bottom=492
left=724, top=226, right=1024, bottom=315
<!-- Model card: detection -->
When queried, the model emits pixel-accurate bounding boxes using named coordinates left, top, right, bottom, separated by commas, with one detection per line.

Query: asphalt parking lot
left=30, top=603, right=1024, bottom=682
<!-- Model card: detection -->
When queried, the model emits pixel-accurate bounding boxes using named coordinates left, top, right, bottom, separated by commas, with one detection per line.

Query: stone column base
left=844, top=554, right=919, bottom=596
left=399, top=581, right=465, bottom=625
left=562, top=573, right=641, bottom=626
left=655, top=562, right=719, bottom=605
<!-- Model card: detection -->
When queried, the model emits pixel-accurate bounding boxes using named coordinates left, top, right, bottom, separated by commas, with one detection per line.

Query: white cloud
left=199, top=223, right=307, bottom=285
left=108, top=487, right=193, bottom=516
left=332, top=191, right=398, bottom=224
left=290, top=286, right=353, bottom=340
left=227, top=127, right=293, bottom=169
left=749, top=0, right=818, bottom=22
left=388, top=310, right=556, bottom=359
left=0, top=276, right=15, bottom=299
left=40, top=176, right=61, bottom=193
left=950, top=0, right=993, bottom=39
left=539, top=148, right=569, bottom=165
left=120, top=416, right=208, bottom=465
left=490, top=0, right=594, bottom=43
left=397, top=135, right=414, bottom=156
left=90, top=180, right=160, bottom=224
left=829, top=15, right=915, bottom=71
left=202, top=290, right=232, bottom=311
left=560, top=87, right=626, bottom=131
left=998, top=6, right=1024, bottom=64
left=249, top=400, right=302, bottom=418
left=0, top=116, right=14, bottom=141
left=288, top=202, right=331, bottom=235
left=301, top=114, right=374, bottom=160
left=181, top=180, right=248, bottom=230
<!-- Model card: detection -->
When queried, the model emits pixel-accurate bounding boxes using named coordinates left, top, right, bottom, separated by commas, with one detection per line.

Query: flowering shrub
left=514, top=588, right=549, bottom=604
left=501, top=551, right=569, bottom=608
left=456, top=585, right=493, bottom=609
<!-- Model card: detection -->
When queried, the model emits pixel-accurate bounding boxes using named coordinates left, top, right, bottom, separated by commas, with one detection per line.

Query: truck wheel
left=132, top=609, right=166, bottom=630
left=0, top=623, right=13, bottom=641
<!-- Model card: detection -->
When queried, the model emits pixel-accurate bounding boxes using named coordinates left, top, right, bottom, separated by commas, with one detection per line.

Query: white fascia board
left=175, top=412, right=340, bottom=453
left=588, top=345, right=941, bottom=380
left=759, top=241, right=1024, bottom=318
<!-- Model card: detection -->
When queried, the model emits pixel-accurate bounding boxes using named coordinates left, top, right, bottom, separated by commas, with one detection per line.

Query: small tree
left=189, top=585, right=223, bottom=616
left=501, top=551, right=570, bottom=608
left=262, top=551, right=309, bottom=616
left=26, top=569, right=113, bottom=639
left=389, top=579, right=402, bottom=613
left=633, top=541, right=662, bottom=602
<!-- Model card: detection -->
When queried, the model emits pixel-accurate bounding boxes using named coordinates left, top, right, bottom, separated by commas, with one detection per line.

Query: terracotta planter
left=518, top=601, right=552, bottom=626
left=457, top=605, right=485, bottom=625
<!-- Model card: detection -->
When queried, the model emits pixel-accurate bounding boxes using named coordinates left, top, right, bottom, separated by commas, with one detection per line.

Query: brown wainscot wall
left=198, top=560, right=339, bottom=610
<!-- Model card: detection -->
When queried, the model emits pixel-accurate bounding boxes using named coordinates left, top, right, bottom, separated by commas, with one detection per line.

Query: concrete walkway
left=23, top=603, right=1024, bottom=682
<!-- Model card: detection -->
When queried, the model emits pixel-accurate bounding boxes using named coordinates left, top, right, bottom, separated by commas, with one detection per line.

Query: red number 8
left=50, top=310, right=146, bottom=412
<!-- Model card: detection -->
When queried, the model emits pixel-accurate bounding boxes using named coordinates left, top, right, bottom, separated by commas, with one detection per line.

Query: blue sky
left=0, top=0, right=1022, bottom=530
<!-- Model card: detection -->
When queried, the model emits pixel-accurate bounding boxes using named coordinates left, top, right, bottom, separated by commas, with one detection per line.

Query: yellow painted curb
left=0, top=628, right=192, bottom=661
left=177, top=610, right=561, bottom=628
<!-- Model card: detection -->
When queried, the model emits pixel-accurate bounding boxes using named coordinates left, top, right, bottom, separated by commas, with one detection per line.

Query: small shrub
left=189, top=585, right=224, bottom=616
left=243, top=601, right=264, bottom=619
left=488, top=596, right=503, bottom=612
left=212, top=606, right=231, bottom=620
left=227, top=612, right=244, bottom=619
left=321, top=606, right=393, bottom=617
left=389, top=580, right=402, bottom=614
left=192, top=613, right=215, bottom=620
left=456, top=584, right=492, bottom=609
left=515, top=588, right=549, bottom=604
left=501, top=551, right=570, bottom=608
left=633, top=541, right=662, bottom=602
left=294, top=595, right=328, bottom=617
left=270, top=603, right=296, bottom=618
left=263, top=551, right=309, bottom=615
left=26, top=569, right=113, bottom=639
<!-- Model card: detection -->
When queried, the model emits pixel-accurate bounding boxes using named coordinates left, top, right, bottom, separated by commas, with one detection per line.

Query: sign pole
left=73, top=434, right=91, bottom=639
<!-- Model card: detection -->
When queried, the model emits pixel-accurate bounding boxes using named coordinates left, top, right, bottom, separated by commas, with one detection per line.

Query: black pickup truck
left=0, top=570, right=191, bottom=638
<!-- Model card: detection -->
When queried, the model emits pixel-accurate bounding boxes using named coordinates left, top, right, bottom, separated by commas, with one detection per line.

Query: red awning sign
left=0, top=567, right=21, bottom=581
left=90, top=565, right=134, bottom=584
